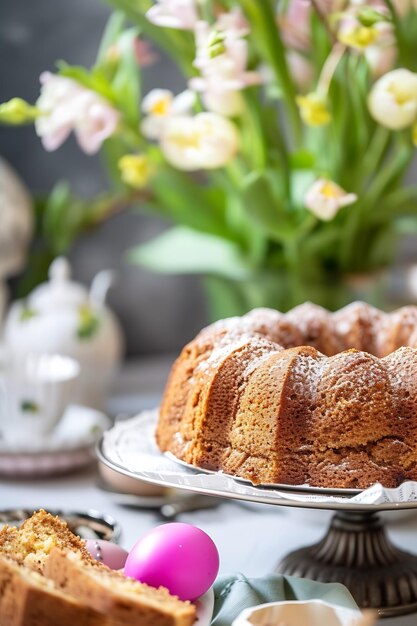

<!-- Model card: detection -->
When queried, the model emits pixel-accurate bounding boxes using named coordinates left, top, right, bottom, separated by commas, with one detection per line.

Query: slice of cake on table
left=0, top=554, right=107, bottom=626
left=0, top=510, right=196, bottom=626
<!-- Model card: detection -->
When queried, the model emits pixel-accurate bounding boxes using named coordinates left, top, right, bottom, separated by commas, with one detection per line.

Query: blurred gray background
left=0, top=0, right=208, bottom=357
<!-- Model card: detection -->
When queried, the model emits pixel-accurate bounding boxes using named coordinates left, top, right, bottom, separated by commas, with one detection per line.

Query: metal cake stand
left=97, top=413, right=417, bottom=618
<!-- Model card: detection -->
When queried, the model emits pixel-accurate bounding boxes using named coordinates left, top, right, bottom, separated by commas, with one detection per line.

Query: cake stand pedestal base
left=276, top=511, right=417, bottom=618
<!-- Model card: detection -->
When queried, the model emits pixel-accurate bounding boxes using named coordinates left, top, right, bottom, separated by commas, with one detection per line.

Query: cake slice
left=0, top=509, right=94, bottom=573
left=0, top=553, right=108, bottom=626
left=45, top=548, right=196, bottom=626
left=0, top=510, right=197, bottom=626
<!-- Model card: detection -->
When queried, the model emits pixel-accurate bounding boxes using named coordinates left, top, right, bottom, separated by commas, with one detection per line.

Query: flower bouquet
left=3, top=0, right=417, bottom=315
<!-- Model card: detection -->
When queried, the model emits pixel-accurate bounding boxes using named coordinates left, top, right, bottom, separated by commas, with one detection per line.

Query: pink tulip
left=146, top=0, right=198, bottom=30
left=365, top=42, right=397, bottom=78
left=279, top=0, right=311, bottom=51
left=287, top=51, right=314, bottom=90
left=190, top=19, right=262, bottom=116
left=304, top=178, right=358, bottom=221
left=108, top=38, right=158, bottom=67
left=215, top=7, right=249, bottom=38
left=71, top=92, right=121, bottom=154
left=133, top=39, right=158, bottom=67
left=35, top=72, right=120, bottom=154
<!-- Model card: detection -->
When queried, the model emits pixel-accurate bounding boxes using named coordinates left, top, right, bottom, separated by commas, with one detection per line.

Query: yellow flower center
left=150, top=96, right=172, bottom=117
left=118, top=154, right=152, bottom=188
left=320, top=181, right=343, bottom=199
left=387, top=82, right=414, bottom=106
left=339, top=25, right=378, bottom=49
left=296, top=93, right=331, bottom=127
left=168, top=131, right=202, bottom=150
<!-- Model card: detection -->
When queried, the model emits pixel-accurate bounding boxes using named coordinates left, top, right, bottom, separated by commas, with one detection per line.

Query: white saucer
left=0, top=405, right=111, bottom=477
left=195, top=588, right=214, bottom=626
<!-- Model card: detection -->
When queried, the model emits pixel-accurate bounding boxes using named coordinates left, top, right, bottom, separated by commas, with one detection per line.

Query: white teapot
left=3, top=257, right=124, bottom=410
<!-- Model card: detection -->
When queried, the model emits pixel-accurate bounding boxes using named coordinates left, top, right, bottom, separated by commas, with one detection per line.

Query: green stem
left=197, top=0, right=214, bottom=23
left=239, top=0, right=302, bottom=145
left=368, top=185, right=417, bottom=224
left=339, top=200, right=364, bottom=271
left=365, top=139, right=413, bottom=207
left=383, top=0, right=408, bottom=65
left=340, top=137, right=413, bottom=269
left=283, top=238, right=304, bottom=305
left=359, top=126, right=390, bottom=190
left=242, top=91, right=269, bottom=170
left=104, top=0, right=196, bottom=77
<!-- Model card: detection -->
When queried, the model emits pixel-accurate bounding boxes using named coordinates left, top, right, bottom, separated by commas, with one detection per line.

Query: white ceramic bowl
left=232, top=599, right=374, bottom=626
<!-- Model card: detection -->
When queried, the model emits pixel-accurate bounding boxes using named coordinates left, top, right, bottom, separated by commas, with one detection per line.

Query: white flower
left=368, top=68, right=417, bottom=130
left=35, top=72, right=120, bottom=154
left=146, top=0, right=198, bottom=30
left=200, top=90, right=245, bottom=117
left=365, top=41, right=397, bottom=79
left=304, top=179, right=358, bottom=221
left=160, top=112, right=239, bottom=171
left=215, top=7, right=249, bottom=38
left=193, top=21, right=260, bottom=91
left=141, top=89, right=195, bottom=140
left=189, top=19, right=261, bottom=117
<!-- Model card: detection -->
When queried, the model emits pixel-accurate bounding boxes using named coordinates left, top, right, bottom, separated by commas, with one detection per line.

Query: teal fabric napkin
left=211, top=573, right=359, bottom=626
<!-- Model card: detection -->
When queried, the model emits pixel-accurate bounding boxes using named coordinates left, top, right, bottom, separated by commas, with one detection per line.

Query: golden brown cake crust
left=45, top=549, right=196, bottom=626
left=0, top=509, right=95, bottom=573
left=0, top=554, right=107, bottom=626
left=0, top=511, right=197, bottom=626
left=157, top=302, right=417, bottom=489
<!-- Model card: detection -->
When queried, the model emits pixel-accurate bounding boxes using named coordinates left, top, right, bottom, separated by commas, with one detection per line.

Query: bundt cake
left=156, top=301, right=417, bottom=489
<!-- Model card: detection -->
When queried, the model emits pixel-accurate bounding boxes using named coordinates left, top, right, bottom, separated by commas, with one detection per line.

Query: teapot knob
left=49, top=257, right=71, bottom=283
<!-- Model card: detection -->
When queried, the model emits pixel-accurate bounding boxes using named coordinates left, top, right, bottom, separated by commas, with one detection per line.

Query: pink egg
left=86, top=539, right=128, bottom=570
left=124, top=523, right=219, bottom=601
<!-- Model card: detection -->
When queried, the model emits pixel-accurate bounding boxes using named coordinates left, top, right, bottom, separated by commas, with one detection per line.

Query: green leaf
left=96, top=11, right=126, bottom=66
left=57, top=62, right=116, bottom=103
left=103, top=0, right=195, bottom=76
left=304, top=226, right=340, bottom=254
left=21, top=401, right=40, bottom=414
left=290, top=150, right=316, bottom=170
left=366, top=225, right=398, bottom=268
left=149, top=167, right=232, bottom=240
left=111, top=28, right=141, bottom=127
left=129, top=226, right=251, bottom=279
left=19, top=304, right=38, bottom=322
left=77, top=305, right=101, bottom=340
left=395, top=216, right=417, bottom=234
left=238, top=0, right=301, bottom=141
left=241, top=172, right=294, bottom=242
left=42, top=182, right=87, bottom=254
left=42, top=181, right=72, bottom=250
left=101, top=136, right=129, bottom=190
left=290, top=169, right=316, bottom=210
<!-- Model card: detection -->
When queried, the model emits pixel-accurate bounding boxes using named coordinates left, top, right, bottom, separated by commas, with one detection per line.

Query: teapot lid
left=28, top=257, right=88, bottom=310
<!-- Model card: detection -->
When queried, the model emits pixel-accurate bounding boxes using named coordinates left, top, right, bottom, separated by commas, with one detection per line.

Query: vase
left=0, top=157, right=33, bottom=279
left=204, top=268, right=391, bottom=321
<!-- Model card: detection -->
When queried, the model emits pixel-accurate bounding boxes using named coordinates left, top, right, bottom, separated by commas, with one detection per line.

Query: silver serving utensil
left=157, top=494, right=224, bottom=521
